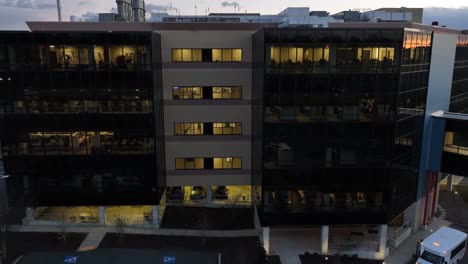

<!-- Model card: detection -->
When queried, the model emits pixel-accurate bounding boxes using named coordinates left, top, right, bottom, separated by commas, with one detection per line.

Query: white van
left=416, top=226, right=467, bottom=264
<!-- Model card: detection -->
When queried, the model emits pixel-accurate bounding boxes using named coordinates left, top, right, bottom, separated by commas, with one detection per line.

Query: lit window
left=176, top=157, right=241, bottom=170
left=181, top=49, right=192, bottom=62
left=213, top=122, right=242, bottom=135
left=175, top=158, right=204, bottom=169
left=175, top=123, right=204, bottom=135
left=212, top=49, right=222, bottom=62
left=192, top=49, right=202, bottom=62
left=214, top=157, right=241, bottom=169
left=212, top=86, right=242, bottom=99
left=223, top=49, right=232, bottom=62
left=172, top=49, right=182, bottom=62
left=172, top=48, right=242, bottom=62
left=232, top=49, right=242, bottom=62
left=174, top=86, right=241, bottom=100
left=173, top=87, right=203, bottom=100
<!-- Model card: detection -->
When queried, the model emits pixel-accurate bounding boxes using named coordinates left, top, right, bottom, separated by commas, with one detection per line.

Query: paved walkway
left=439, top=189, right=468, bottom=226
left=18, top=225, right=258, bottom=237
left=384, top=218, right=452, bottom=264
left=77, top=230, right=107, bottom=251
left=270, top=228, right=321, bottom=264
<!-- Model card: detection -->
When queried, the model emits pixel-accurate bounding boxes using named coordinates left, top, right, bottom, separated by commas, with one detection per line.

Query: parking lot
left=166, top=185, right=252, bottom=206
left=35, top=206, right=100, bottom=223
left=34, top=205, right=153, bottom=225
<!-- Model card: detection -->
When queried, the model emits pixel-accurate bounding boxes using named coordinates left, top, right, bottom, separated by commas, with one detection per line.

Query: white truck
left=416, top=226, right=467, bottom=264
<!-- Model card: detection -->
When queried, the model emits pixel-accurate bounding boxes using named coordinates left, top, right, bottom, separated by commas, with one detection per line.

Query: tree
left=57, top=213, right=68, bottom=244
left=113, top=217, right=126, bottom=240
left=228, top=193, right=243, bottom=208
left=196, top=211, right=209, bottom=247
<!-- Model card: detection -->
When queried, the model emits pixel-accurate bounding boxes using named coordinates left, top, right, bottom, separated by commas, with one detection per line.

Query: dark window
left=451, top=240, right=467, bottom=259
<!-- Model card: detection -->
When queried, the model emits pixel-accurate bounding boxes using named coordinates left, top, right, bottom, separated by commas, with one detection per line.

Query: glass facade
left=254, top=28, right=429, bottom=225
left=450, top=35, right=468, bottom=113
left=0, top=32, right=161, bottom=206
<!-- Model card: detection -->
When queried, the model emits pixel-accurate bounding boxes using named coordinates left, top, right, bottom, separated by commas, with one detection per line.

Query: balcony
left=266, top=63, right=399, bottom=74
left=264, top=105, right=395, bottom=123
left=0, top=63, right=152, bottom=72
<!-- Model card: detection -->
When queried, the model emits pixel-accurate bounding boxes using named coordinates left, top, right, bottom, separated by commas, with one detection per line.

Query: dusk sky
left=0, top=0, right=467, bottom=30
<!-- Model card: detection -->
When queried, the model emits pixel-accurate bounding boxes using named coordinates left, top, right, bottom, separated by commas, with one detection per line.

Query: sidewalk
left=18, top=224, right=258, bottom=237
left=384, top=218, right=452, bottom=264
left=77, top=230, right=107, bottom=251
left=269, top=228, right=321, bottom=264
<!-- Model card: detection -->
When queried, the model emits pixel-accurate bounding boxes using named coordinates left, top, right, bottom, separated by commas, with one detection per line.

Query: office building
left=1, top=18, right=468, bottom=258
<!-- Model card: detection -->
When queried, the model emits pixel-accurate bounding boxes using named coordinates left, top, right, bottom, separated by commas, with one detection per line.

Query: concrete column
left=433, top=175, right=441, bottom=218
left=329, top=46, right=336, bottom=67
left=88, top=45, right=95, bottom=70
left=378, top=224, right=388, bottom=259
left=446, top=174, right=453, bottom=191
left=263, top=191, right=269, bottom=207
left=99, top=206, right=106, bottom=225
left=93, top=132, right=100, bottom=148
left=23, top=207, right=35, bottom=224
left=206, top=186, right=212, bottom=204
left=152, top=205, right=159, bottom=228
left=323, top=193, right=330, bottom=207
left=0, top=177, right=8, bottom=212
left=321, top=225, right=329, bottom=255
left=262, top=227, right=270, bottom=254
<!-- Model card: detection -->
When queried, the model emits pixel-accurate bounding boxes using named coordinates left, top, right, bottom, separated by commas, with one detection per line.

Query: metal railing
left=387, top=220, right=411, bottom=250
left=266, top=63, right=399, bottom=74
left=444, top=144, right=468, bottom=156
left=0, top=63, right=153, bottom=72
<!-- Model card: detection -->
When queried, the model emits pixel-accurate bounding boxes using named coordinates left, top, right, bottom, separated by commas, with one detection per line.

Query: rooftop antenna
left=195, top=5, right=197, bottom=16
left=56, top=0, right=62, bottom=22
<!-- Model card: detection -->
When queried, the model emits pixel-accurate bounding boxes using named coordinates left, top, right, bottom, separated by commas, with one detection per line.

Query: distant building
left=95, top=0, right=146, bottom=22
left=149, top=7, right=343, bottom=28
left=309, top=11, right=330, bottom=17
left=376, top=7, right=423, bottom=23
left=99, top=13, right=117, bottom=22
left=332, top=7, right=422, bottom=23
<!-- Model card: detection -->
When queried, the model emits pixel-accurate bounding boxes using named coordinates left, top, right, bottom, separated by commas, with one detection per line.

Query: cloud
left=221, top=1, right=240, bottom=8
left=37, top=2, right=56, bottom=9
left=0, top=5, right=53, bottom=29
left=423, top=6, right=468, bottom=30
left=81, top=11, right=97, bottom=18
left=0, top=0, right=56, bottom=9
left=145, top=3, right=179, bottom=13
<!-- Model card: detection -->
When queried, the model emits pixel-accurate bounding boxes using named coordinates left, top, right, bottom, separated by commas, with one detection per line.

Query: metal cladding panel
left=251, top=30, right=264, bottom=187
left=417, top=32, right=457, bottom=199
left=152, top=32, right=166, bottom=189
left=426, top=117, right=447, bottom=172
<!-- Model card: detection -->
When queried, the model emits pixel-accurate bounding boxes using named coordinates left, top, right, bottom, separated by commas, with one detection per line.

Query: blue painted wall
left=417, top=33, right=457, bottom=200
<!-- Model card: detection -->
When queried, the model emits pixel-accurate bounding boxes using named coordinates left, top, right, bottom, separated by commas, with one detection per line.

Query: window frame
left=173, top=86, right=242, bottom=100
left=171, top=48, right=243, bottom=62
left=174, top=122, right=242, bottom=136
left=175, top=157, right=242, bottom=170
left=174, top=122, right=204, bottom=135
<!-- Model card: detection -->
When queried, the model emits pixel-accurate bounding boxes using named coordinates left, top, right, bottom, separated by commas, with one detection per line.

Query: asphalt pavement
left=450, top=223, right=468, bottom=264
